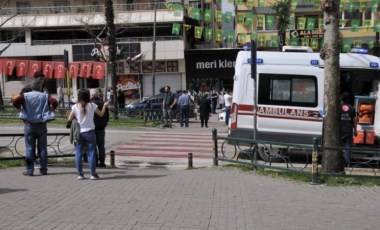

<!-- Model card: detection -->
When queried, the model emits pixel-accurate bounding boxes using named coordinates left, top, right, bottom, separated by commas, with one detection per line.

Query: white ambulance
left=228, top=48, right=380, bottom=159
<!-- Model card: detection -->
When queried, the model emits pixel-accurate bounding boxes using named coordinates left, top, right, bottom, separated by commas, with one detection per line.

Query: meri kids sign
left=117, top=75, right=141, bottom=99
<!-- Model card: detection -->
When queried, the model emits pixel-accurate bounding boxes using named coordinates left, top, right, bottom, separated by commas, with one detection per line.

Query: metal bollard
left=188, top=152, right=193, bottom=169
left=110, top=150, right=115, bottom=167
left=310, top=137, right=320, bottom=185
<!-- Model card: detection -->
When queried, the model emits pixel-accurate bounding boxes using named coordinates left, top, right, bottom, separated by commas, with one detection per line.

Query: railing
left=0, top=3, right=171, bottom=16
left=31, top=36, right=183, bottom=46
left=212, top=129, right=380, bottom=181
left=0, top=133, right=74, bottom=161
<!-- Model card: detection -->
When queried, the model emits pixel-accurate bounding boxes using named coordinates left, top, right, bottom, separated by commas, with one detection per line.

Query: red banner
left=3, top=59, right=16, bottom=75
left=43, top=61, right=54, bottom=79
left=28, top=61, right=42, bottom=78
left=54, top=62, right=65, bottom=79
left=79, top=62, right=93, bottom=78
left=0, top=60, right=3, bottom=74
left=92, top=62, right=105, bottom=79
left=69, top=62, right=79, bottom=78
left=16, top=60, right=28, bottom=77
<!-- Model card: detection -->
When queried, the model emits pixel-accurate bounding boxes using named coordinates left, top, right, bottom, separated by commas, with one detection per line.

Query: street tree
left=0, top=0, right=36, bottom=107
left=320, top=0, right=343, bottom=173
left=271, top=0, right=291, bottom=51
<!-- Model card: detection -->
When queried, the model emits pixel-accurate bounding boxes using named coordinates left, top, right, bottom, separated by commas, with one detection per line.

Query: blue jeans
left=180, top=105, right=190, bottom=127
left=24, top=122, right=48, bottom=175
left=342, top=135, right=353, bottom=166
left=225, top=106, right=231, bottom=125
left=75, top=130, right=97, bottom=175
left=95, top=129, right=106, bottom=165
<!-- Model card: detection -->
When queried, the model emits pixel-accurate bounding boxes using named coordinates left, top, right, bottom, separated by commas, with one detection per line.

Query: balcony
left=0, top=3, right=171, bottom=15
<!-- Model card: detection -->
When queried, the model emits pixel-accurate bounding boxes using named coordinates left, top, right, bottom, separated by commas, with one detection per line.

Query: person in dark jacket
left=340, top=92, right=357, bottom=167
left=197, top=83, right=211, bottom=128
left=90, top=88, right=109, bottom=167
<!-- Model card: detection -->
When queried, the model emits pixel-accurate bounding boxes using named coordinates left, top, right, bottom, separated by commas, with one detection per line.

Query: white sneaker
left=77, top=174, right=84, bottom=180
left=90, top=173, right=99, bottom=180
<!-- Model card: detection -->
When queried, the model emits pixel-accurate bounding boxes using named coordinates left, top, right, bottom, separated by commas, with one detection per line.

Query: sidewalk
left=1, top=165, right=380, bottom=230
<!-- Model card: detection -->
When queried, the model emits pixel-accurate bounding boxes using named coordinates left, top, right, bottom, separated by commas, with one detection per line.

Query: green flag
left=205, top=28, right=213, bottom=41
left=171, top=23, right=181, bottom=35
left=194, top=26, right=203, bottom=39
left=368, top=40, right=375, bottom=49
left=354, top=40, right=362, bottom=48
left=266, top=15, right=274, bottom=29
left=225, top=11, right=233, bottom=24
left=192, top=8, right=201, bottom=20
left=204, top=9, right=212, bottom=22
left=290, top=37, right=299, bottom=46
left=289, top=15, right=295, bottom=29
left=311, top=38, right=318, bottom=49
left=238, top=34, right=246, bottom=45
left=269, top=35, right=278, bottom=47
left=172, top=3, right=182, bottom=17
left=374, top=20, right=380, bottom=32
left=359, top=1, right=367, bottom=12
left=258, top=35, right=266, bottom=47
left=363, top=20, right=371, bottom=31
left=227, top=31, right=235, bottom=43
left=246, top=0, right=254, bottom=6
left=291, top=0, right=298, bottom=10
left=235, top=0, right=243, bottom=4
left=215, top=29, right=223, bottom=42
left=307, top=18, right=316, bottom=30
left=258, top=0, right=265, bottom=7
left=372, top=0, right=379, bottom=12
left=313, top=0, right=321, bottom=10
left=245, top=13, right=253, bottom=26
left=297, top=17, right=306, bottom=30
left=351, top=19, right=360, bottom=32
left=237, top=13, right=245, bottom=24
left=318, top=18, right=323, bottom=29
left=301, top=38, right=309, bottom=47
left=257, top=15, right=264, bottom=27
left=215, top=10, right=223, bottom=22
left=342, top=39, right=352, bottom=52
left=349, top=0, right=359, bottom=13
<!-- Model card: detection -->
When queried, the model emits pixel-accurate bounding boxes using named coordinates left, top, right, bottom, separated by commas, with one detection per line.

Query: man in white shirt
left=224, top=89, right=233, bottom=125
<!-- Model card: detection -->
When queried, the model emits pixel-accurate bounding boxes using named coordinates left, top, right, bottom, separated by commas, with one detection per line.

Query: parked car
left=125, top=93, right=196, bottom=122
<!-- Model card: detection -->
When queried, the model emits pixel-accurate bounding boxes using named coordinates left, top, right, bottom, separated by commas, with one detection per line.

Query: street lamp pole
left=152, top=1, right=157, bottom=95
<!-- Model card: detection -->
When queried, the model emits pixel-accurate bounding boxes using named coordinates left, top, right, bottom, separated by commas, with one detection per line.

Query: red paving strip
left=116, top=146, right=219, bottom=154
left=115, top=152, right=212, bottom=159
left=118, top=143, right=221, bottom=148
left=139, top=136, right=213, bottom=141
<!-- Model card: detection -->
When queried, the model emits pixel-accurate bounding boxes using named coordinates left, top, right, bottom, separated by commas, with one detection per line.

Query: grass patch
left=220, top=163, right=380, bottom=186
left=0, top=159, right=24, bottom=168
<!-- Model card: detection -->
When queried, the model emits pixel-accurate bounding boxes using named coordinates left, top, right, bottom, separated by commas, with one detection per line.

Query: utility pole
left=152, top=0, right=157, bottom=96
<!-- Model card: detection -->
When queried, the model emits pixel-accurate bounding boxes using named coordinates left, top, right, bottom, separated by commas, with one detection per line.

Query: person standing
left=162, top=86, right=177, bottom=128
left=90, top=88, right=109, bottom=168
left=57, top=85, right=64, bottom=107
left=224, top=89, right=233, bottom=126
left=68, top=89, right=110, bottom=180
left=340, top=92, right=357, bottom=167
left=117, top=89, right=125, bottom=111
left=178, top=90, right=191, bottom=127
left=211, top=90, right=218, bottom=114
left=198, top=83, right=211, bottom=128
left=13, top=79, right=58, bottom=176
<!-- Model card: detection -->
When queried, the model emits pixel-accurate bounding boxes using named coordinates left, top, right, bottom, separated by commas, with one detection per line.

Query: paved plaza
left=1, top=165, right=380, bottom=230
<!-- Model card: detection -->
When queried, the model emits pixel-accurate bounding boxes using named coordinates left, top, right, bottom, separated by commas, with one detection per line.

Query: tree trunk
left=320, top=0, right=343, bottom=173
left=105, top=0, right=118, bottom=120
left=0, top=85, right=4, bottom=108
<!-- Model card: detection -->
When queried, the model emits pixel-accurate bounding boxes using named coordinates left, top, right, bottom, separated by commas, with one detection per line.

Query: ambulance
left=228, top=47, right=380, bottom=159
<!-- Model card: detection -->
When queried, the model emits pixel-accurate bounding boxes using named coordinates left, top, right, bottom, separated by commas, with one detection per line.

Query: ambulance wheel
left=258, top=146, right=288, bottom=162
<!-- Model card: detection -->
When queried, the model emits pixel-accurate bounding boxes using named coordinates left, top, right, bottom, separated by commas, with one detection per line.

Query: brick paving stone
left=1, top=166, right=380, bottom=229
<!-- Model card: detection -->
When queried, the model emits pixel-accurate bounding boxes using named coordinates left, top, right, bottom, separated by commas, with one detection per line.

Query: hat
left=90, top=88, right=100, bottom=98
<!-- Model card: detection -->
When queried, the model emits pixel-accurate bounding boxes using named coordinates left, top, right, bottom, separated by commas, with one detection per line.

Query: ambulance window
left=258, top=74, right=317, bottom=107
